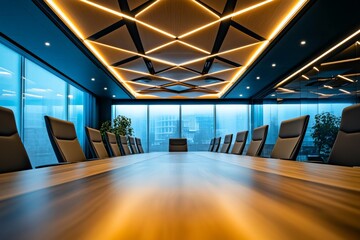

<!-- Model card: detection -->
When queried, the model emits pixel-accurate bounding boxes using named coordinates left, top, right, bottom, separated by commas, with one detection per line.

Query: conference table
left=0, top=152, right=359, bottom=239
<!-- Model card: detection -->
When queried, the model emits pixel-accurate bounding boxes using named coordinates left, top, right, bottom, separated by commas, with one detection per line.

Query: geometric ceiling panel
left=45, top=0, right=309, bottom=99
left=233, top=0, right=299, bottom=39
left=208, top=59, right=237, bottom=74
left=219, top=26, right=260, bottom=52
left=147, top=42, right=207, bottom=65
left=180, top=23, right=221, bottom=53
left=200, top=0, right=227, bottom=14
left=218, top=44, right=261, bottom=66
left=138, top=24, right=173, bottom=52
left=157, top=67, right=199, bottom=81
left=95, top=26, right=137, bottom=52
left=51, top=0, right=122, bottom=38
left=136, top=0, right=218, bottom=36
left=119, top=58, right=149, bottom=73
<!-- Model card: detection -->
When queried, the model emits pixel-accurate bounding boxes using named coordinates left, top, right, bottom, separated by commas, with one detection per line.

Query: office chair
left=246, top=125, right=268, bottom=157
left=231, top=131, right=248, bottom=155
left=169, top=138, right=188, bottom=152
left=328, top=104, right=360, bottom=166
left=271, top=115, right=310, bottom=160
left=0, top=106, right=32, bottom=173
left=220, top=134, right=233, bottom=153
left=85, top=127, right=109, bottom=159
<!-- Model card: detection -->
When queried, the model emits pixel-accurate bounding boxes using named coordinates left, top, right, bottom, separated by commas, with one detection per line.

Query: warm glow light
left=338, top=75, right=355, bottom=83
left=277, top=87, right=295, bottom=93
left=146, top=40, right=210, bottom=55
left=81, top=0, right=176, bottom=38
left=192, top=0, right=220, bottom=18
left=313, top=66, right=320, bottom=72
left=179, top=0, right=273, bottom=38
left=339, top=89, right=351, bottom=94
left=301, top=75, right=309, bottom=80
left=145, top=41, right=176, bottom=54
left=201, top=81, right=228, bottom=88
left=180, top=67, right=239, bottom=82
left=323, top=85, right=333, bottom=89
left=177, top=40, right=210, bottom=54
left=321, top=57, right=360, bottom=66
left=114, top=67, right=177, bottom=82
left=275, top=29, right=360, bottom=88
left=135, top=0, right=160, bottom=17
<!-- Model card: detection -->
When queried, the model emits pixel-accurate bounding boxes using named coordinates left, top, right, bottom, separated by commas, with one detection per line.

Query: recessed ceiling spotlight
left=91, top=78, right=95, bottom=81
left=256, top=76, right=260, bottom=80
left=104, top=87, right=107, bottom=90
left=271, top=94, right=276, bottom=97
left=272, top=63, right=276, bottom=67
left=300, top=40, right=306, bottom=45
left=239, top=94, right=243, bottom=97
left=246, top=86, right=250, bottom=89
left=44, top=42, right=51, bottom=47
left=112, top=95, right=116, bottom=98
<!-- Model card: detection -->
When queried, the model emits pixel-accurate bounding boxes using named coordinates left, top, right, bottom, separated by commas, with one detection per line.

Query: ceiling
left=43, top=0, right=308, bottom=99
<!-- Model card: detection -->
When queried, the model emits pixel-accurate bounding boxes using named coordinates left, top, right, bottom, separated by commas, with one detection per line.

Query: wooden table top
left=0, top=152, right=359, bottom=240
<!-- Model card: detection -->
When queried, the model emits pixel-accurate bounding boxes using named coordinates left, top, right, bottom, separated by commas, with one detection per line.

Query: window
left=149, top=105, right=180, bottom=152
left=112, top=105, right=148, bottom=152
left=182, top=105, right=214, bottom=151
left=23, top=59, right=67, bottom=166
left=68, top=85, right=85, bottom=148
left=0, top=43, right=21, bottom=127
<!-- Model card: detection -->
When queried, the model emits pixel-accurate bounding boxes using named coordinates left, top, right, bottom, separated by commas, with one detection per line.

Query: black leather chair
left=85, top=127, right=109, bottom=159
left=246, top=125, right=268, bottom=156
left=271, top=115, right=310, bottom=160
left=328, top=104, right=360, bottom=166
left=135, top=137, right=144, bottom=153
left=129, top=136, right=139, bottom=154
left=0, top=107, right=32, bottom=173
left=45, top=116, right=87, bottom=163
left=208, top=138, right=215, bottom=151
left=220, top=134, right=233, bottom=153
left=169, top=138, right=188, bottom=152
left=119, top=135, right=131, bottom=155
left=212, top=137, right=221, bottom=152
left=105, top=132, right=122, bottom=157
left=231, top=131, right=248, bottom=155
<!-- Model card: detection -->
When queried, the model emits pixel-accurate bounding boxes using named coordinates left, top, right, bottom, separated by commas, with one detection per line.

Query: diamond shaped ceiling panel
left=136, top=0, right=218, bottom=36
left=45, top=0, right=308, bottom=99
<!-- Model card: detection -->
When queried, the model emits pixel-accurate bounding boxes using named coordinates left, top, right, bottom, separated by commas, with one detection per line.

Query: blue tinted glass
left=112, top=105, right=148, bottom=152
left=181, top=105, right=214, bottom=151
left=0, top=43, right=21, bottom=127
left=68, top=85, right=85, bottom=148
left=23, top=59, right=66, bottom=167
left=149, top=105, right=180, bottom=152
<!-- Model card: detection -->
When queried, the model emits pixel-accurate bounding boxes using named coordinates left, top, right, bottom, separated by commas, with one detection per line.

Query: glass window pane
left=68, top=85, right=85, bottom=148
left=23, top=59, right=66, bottom=167
left=216, top=104, right=248, bottom=140
left=112, top=105, right=148, bottom=152
left=0, top=43, right=21, bottom=127
left=149, top=105, right=179, bottom=152
left=181, top=105, right=214, bottom=151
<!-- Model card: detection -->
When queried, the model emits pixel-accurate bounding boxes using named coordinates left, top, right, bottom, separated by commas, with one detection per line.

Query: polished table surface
left=0, top=152, right=359, bottom=240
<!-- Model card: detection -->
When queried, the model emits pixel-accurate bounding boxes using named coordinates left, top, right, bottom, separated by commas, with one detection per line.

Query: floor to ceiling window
left=0, top=40, right=90, bottom=167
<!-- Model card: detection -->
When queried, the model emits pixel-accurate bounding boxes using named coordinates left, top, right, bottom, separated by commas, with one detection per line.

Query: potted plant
left=100, top=115, right=134, bottom=138
left=310, top=112, right=340, bottom=162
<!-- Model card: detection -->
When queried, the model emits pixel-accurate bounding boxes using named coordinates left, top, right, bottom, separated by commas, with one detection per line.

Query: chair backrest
left=328, top=104, right=360, bottom=166
left=271, top=115, right=310, bottom=160
left=129, top=136, right=139, bottom=154
left=119, top=135, right=131, bottom=155
left=0, top=107, right=32, bottom=173
left=169, top=138, right=188, bottom=152
left=220, top=134, right=233, bottom=153
left=231, top=131, right=248, bottom=155
left=105, top=132, right=121, bottom=157
left=246, top=125, right=268, bottom=156
left=208, top=138, right=215, bottom=151
left=135, top=137, right=144, bottom=153
left=212, top=137, right=221, bottom=152
left=44, top=116, right=86, bottom=163
left=85, top=127, right=109, bottom=159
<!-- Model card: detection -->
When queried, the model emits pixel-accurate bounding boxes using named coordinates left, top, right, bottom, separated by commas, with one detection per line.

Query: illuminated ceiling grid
left=45, top=0, right=308, bottom=99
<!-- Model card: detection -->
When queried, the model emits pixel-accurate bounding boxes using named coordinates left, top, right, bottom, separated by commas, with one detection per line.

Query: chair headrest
left=106, top=132, right=117, bottom=144
left=45, top=116, right=77, bottom=140
left=236, top=131, right=248, bottom=142
left=279, top=115, right=309, bottom=138
left=169, top=138, right=187, bottom=145
left=86, top=127, right=102, bottom=142
left=340, top=104, right=360, bottom=133
left=252, top=125, right=268, bottom=141
left=0, top=107, right=18, bottom=136
left=224, top=134, right=233, bottom=144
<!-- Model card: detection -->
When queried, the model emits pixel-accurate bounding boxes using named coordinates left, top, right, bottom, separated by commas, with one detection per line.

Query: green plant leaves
left=99, top=115, right=134, bottom=137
